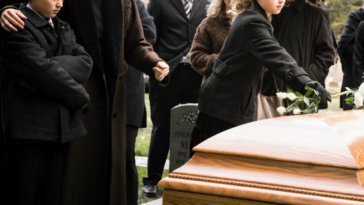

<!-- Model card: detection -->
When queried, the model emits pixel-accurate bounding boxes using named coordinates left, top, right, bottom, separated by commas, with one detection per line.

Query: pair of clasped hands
left=0, top=9, right=169, bottom=82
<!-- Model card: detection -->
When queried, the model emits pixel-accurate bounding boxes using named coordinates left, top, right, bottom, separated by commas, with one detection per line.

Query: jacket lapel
left=189, top=0, right=202, bottom=20
left=72, top=0, right=104, bottom=73
left=170, top=0, right=188, bottom=21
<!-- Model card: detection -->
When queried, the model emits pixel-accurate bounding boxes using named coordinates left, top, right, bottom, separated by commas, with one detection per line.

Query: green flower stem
left=331, top=91, right=352, bottom=97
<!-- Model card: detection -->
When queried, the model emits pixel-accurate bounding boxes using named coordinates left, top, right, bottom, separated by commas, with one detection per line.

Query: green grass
left=135, top=129, right=152, bottom=157
left=145, top=94, right=153, bottom=128
left=137, top=167, right=169, bottom=204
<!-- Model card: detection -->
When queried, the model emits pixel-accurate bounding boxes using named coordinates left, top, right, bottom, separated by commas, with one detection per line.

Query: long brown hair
left=229, top=0, right=255, bottom=22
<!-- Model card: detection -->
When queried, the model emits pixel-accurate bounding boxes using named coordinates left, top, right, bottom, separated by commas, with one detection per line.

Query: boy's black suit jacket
left=0, top=4, right=93, bottom=143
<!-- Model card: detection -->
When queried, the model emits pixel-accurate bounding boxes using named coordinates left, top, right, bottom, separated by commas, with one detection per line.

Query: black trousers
left=190, top=112, right=235, bottom=158
left=143, top=64, right=202, bottom=186
left=2, top=139, right=64, bottom=205
left=126, top=125, right=139, bottom=205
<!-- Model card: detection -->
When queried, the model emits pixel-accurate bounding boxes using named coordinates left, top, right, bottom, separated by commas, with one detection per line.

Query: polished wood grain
left=193, top=110, right=364, bottom=169
left=163, top=189, right=279, bottom=205
left=158, top=111, right=364, bottom=204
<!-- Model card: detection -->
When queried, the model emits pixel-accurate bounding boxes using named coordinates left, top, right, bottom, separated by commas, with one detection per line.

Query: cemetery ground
left=135, top=88, right=342, bottom=204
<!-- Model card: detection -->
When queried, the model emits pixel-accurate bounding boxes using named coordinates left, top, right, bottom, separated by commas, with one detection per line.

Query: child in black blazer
left=193, top=0, right=332, bottom=150
left=0, top=0, right=93, bottom=204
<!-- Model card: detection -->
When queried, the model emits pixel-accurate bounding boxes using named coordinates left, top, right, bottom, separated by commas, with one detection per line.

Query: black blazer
left=147, top=0, right=207, bottom=73
left=198, top=1, right=311, bottom=125
left=352, top=21, right=364, bottom=87
left=125, top=0, right=156, bottom=128
left=0, top=4, right=92, bottom=143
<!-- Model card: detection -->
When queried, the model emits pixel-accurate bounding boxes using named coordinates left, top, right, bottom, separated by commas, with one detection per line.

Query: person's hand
left=1, top=9, right=27, bottom=32
left=305, top=81, right=331, bottom=103
left=153, top=61, right=169, bottom=81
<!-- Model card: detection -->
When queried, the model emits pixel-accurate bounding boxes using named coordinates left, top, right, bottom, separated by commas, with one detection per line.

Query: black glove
left=304, top=81, right=332, bottom=104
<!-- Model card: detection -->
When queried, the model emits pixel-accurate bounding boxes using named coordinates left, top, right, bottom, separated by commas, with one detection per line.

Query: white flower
left=293, top=108, right=301, bottom=115
left=287, top=93, right=297, bottom=101
left=276, top=92, right=287, bottom=100
left=277, top=106, right=286, bottom=115
left=358, top=83, right=364, bottom=96
left=354, top=92, right=363, bottom=108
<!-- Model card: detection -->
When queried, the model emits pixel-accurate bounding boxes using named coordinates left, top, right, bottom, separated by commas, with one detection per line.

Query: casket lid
left=194, top=110, right=364, bottom=169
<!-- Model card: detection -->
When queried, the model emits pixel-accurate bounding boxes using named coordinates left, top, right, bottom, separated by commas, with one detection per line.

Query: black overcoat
left=198, top=1, right=311, bottom=125
left=0, top=4, right=92, bottom=143
left=338, top=8, right=364, bottom=110
left=263, top=0, right=335, bottom=109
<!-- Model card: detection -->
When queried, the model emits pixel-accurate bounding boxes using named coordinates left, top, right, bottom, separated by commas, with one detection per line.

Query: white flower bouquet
left=340, top=82, right=364, bottom=109
left=276, top=86, right=322, bottom=115
left=276, top=74, right=364, bottom=115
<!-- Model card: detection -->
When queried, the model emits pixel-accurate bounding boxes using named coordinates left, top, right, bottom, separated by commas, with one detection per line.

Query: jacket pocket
left=213, top=58, right=228, bottom=77
left=244, top=86, right=257, bottom=116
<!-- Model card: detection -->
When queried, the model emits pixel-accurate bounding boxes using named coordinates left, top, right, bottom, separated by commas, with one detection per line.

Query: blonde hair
left=206, top=0, right=226, bottom=18
left=229, top=0, right=255, bottom=22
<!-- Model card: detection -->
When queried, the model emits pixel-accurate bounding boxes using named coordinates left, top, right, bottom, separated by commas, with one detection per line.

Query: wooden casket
left=158, top=110, right=364, bottom=204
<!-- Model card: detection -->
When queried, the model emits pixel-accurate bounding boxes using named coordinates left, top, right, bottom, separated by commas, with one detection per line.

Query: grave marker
left=169, top=103, right=198, bottom=173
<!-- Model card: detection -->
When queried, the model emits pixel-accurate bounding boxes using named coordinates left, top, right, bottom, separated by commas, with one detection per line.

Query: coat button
left=113, top=112, right=117, bottom=118
left=188, top=23, right=191, bottom=26
left=82, top=107, right=89, bottom=114
left=61, top=26, right=65, bottom=29
left=287, top=72, right=294, bottom=79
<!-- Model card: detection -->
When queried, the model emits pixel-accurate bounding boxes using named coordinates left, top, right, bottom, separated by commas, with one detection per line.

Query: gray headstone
left=169, top=103, right=198, bottom=173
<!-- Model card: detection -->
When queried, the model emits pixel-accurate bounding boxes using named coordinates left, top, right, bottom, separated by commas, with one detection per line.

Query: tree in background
left=322, top=0, right=363, bottom=39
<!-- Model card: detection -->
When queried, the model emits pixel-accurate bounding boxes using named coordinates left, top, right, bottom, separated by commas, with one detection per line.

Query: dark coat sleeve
left=124, top=0, right=161, bottom=77
left=338, top=10, right=364, bottom=66
left=0, top=25, right=90, bottom=109
left=135, top=0, right=156, bottom=45
left=124, top=0, right=169, bottom=85
left=247, top=19, right=311, bottom=92
left=50, top=26, right=93, bottom=84
left=352, top=21, right=364, bottom=86
left=306, top=10, right=335, bottom=84
left=0, top=0, right=24, bottom=11
left=147, top=0, right=160, bottom=51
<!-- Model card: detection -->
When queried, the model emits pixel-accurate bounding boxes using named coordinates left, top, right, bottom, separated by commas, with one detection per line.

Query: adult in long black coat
left=338, top=8, right=364, bottom=110
left=125, top=0, right=156, bottom=204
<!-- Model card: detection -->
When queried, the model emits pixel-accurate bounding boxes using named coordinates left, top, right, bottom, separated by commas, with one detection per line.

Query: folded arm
left=1, top=26, right=89, bottom=109
left=50, top=26, right=93, bottom=84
